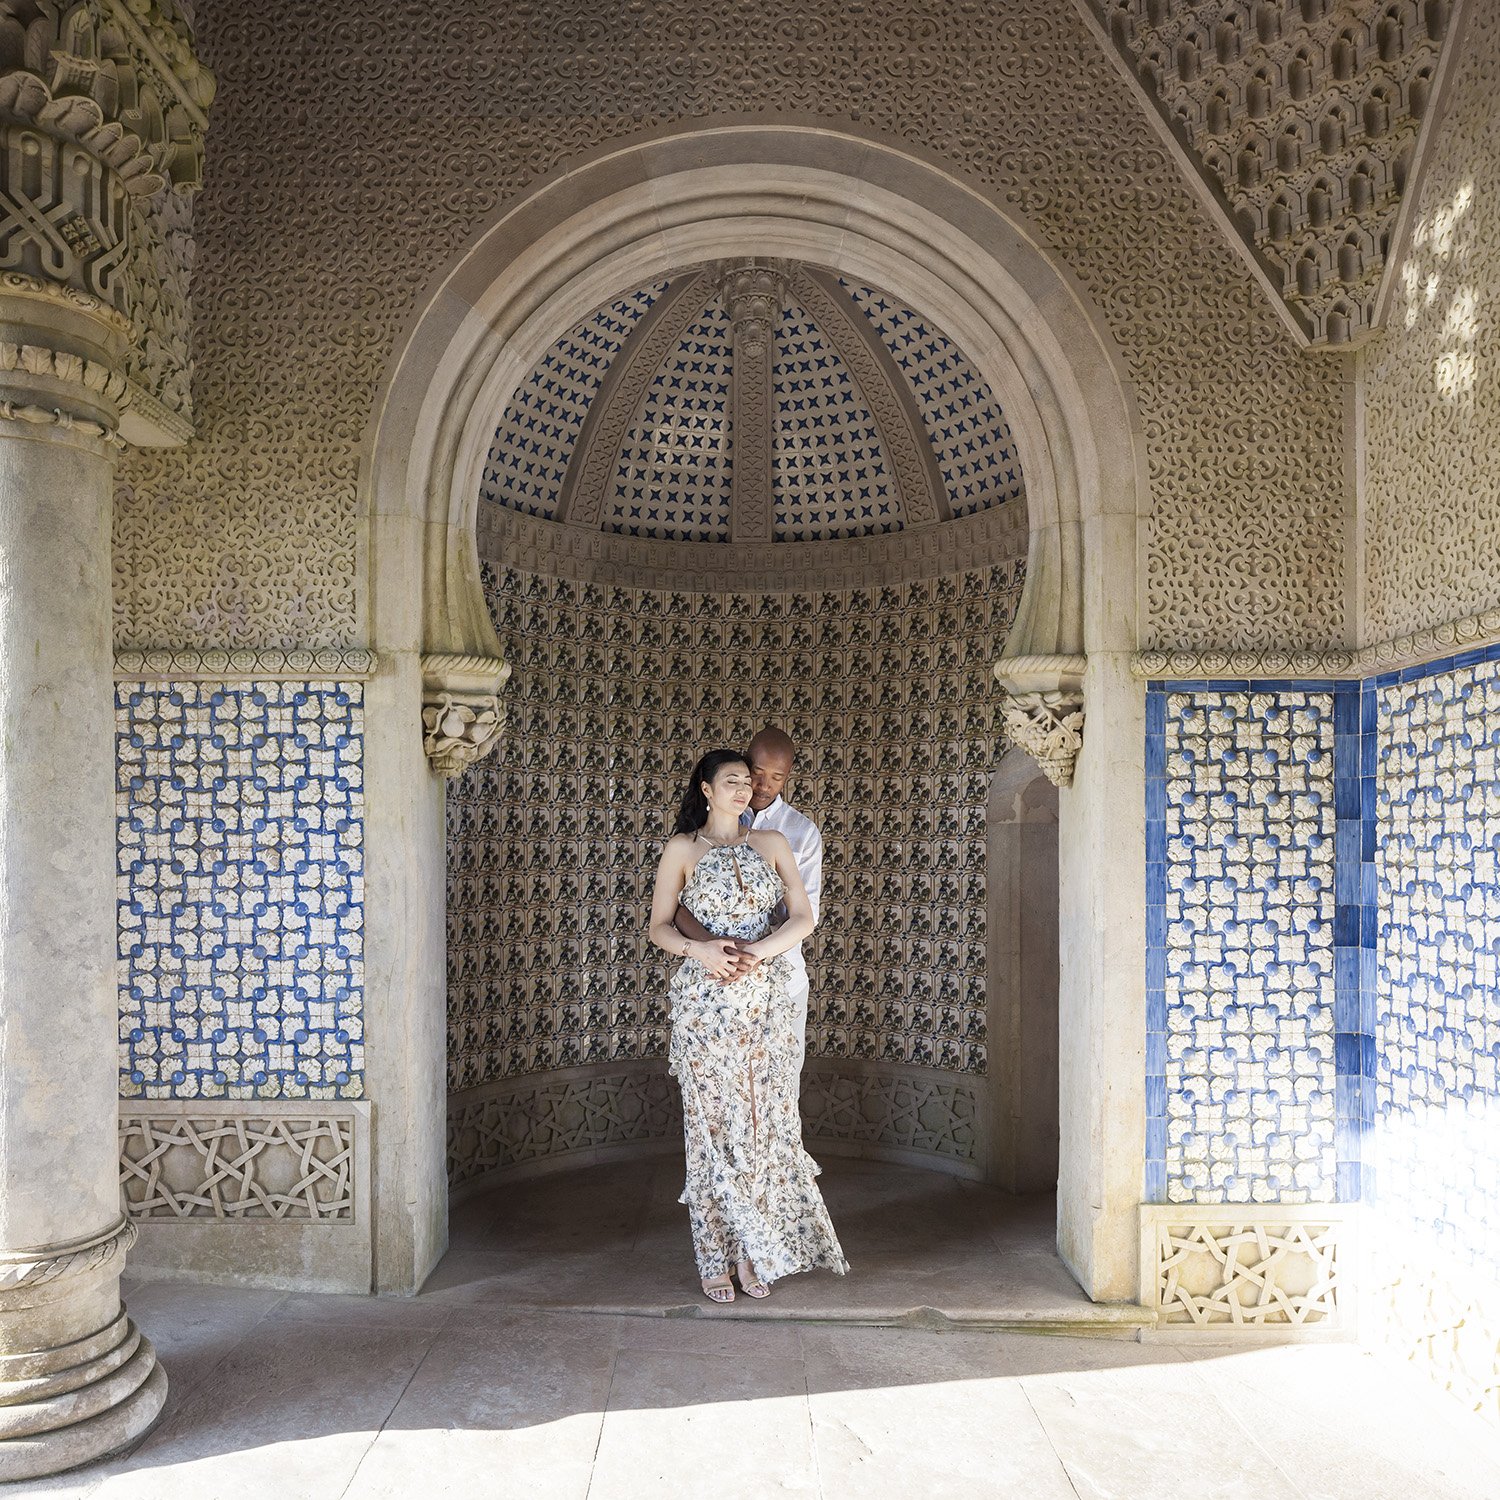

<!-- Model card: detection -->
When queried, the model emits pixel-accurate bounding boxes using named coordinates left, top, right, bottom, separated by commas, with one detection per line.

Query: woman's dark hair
left=673, top=749, right=750, bottom=835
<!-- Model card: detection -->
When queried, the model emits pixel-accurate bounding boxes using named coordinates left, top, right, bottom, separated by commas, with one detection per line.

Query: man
left=674, top=726, right=823, bottom=1072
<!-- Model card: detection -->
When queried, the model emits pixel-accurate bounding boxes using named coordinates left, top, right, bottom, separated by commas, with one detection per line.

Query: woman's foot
left=736, top=1259, right=770, bottom=1298
left=701, top=1274, right=735, bottom=1303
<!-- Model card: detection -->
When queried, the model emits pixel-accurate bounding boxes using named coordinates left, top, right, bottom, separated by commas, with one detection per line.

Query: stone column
left=0, top=3, right=212, bottom=1474
left=0, top=286, right=165, bottom=1480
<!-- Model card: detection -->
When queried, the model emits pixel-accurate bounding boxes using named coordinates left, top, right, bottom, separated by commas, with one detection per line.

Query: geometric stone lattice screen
left=799, top=1067, right=978, bottom=1164
left=120, top=1110, right=356, bottom=1221
left=447, top=1071, right=680, bottom=1190
left=1141, top=1206, right=1349, bottom=1332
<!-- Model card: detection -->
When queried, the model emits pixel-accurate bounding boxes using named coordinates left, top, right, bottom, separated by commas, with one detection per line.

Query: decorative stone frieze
left=421, top=651, right=510, bottom=778
left=479, top=498, right=1029, bottom=593
left=1080, top=0, right=1459, bottom=346
left=1135, top=603, right=1500, bottom=680
left=120, top=1112, right=357, bottom=1222
left=993, top=654, right=1087, bottom=789
left=114, top=645, right=378, bottom=680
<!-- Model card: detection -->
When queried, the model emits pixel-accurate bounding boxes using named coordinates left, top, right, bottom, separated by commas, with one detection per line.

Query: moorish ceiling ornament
left=0, top=0, right=215, bottom=444
left=479, top=261, right=1024, bottom=557
left=1077, top=0, right=1464, bottom=347
left=993, top=654, right=1088, bottom=789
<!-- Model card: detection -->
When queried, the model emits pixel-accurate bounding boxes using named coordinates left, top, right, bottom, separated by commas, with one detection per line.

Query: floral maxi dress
left=668, top=840, right=849, bottom=1283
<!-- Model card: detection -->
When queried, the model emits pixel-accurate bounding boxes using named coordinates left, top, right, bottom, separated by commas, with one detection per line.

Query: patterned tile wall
left=772, top=300, right=898, bottom=540
left=117, top=683, right=366, bottom=1101
left=445, top=563, right=1022, bottom=1094
left=1373, top=648, right=1500, bottom=1282
left=482, top=283, right=666, bottom=522
left=604, top=300, right=735, bottom=542
left=1146, top=686, right=1343, bottom=1204
left=842, top=281, right=1025, bottom=520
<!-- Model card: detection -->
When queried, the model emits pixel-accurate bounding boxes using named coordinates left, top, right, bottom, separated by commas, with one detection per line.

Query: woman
left=649, top=748, right=848, bottom=1302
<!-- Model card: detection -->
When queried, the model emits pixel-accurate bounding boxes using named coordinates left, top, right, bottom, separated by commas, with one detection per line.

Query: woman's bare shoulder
left=748, top=828, right=792, bottom=854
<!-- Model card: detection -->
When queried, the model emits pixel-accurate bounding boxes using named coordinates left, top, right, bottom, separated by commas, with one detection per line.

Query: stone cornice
left=1135, top=606, right=1500, bottom=681
left=478, top=497, right=1027, bottom=591
left=0, top=273, right=132, bottom=336
left=114, top=647, right=378, bottom=681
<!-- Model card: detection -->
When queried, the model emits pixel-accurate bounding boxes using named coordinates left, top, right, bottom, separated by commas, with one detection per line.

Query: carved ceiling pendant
left=1079, top=0, right=1461, bottom=346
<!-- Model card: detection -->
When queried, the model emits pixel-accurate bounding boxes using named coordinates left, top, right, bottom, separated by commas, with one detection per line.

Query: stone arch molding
left=365, top=124, right=1147, bottom=783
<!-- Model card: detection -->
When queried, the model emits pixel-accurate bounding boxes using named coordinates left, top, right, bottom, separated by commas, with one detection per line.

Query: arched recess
left=360, top=123, right=1149, bottom=1301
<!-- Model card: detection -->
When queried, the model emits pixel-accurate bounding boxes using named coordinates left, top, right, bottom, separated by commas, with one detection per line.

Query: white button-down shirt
left=747, top=795, right=822, bottom=978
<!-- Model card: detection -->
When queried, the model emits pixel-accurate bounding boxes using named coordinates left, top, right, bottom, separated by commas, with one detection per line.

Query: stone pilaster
left=0, top=2, right=213, bottom=1479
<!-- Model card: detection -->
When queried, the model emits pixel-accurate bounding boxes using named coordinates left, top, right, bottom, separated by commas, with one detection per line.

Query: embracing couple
left=648, top=729, right=849, bottom=1303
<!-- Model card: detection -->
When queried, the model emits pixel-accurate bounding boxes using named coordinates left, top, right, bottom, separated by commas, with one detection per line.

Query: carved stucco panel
left=1363, top=8, right=1500, bottom=643
left=112, top=0, right=1347, bottom=652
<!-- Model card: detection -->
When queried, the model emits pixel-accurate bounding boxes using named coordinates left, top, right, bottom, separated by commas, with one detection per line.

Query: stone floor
left=12, top=1159, right=1500, bottom=1499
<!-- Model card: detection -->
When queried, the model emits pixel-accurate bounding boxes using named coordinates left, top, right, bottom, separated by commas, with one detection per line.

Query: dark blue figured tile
left=117, top=681, right=366, bottom=1102
left=1154, top=686, right=1337, bottom=1205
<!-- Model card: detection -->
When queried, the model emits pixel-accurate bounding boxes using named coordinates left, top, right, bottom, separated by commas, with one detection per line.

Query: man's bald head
left=747, top=726, right=796, bottom=812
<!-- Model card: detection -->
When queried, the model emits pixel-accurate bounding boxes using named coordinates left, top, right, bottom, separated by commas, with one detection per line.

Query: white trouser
left=785, top=960, right=809, bottom=1076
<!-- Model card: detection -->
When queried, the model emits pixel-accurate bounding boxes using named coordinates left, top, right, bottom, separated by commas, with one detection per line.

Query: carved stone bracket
left=421, top=652, right=510, bottom=778
left=993, top=653, right=1087, bottom=789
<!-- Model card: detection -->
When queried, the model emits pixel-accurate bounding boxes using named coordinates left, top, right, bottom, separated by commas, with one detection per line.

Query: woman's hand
left=716, top=942, right=763, bottom=986
left=693, top=938, right=749, bottom=981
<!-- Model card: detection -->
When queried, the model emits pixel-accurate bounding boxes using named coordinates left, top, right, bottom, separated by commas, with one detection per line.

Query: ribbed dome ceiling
left=480, top=261, right=1024, bottom=545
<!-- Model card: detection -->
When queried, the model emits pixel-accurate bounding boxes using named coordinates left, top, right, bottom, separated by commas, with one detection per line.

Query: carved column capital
left=421, top=653, right=511, bottom=778
left=993, top=653, right=1088, bottom=789
left=0, top=1, right=215, bottom=448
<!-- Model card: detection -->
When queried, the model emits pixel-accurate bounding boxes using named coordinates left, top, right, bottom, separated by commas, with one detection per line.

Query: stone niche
left=443, top=264, right=1060, bottom=1194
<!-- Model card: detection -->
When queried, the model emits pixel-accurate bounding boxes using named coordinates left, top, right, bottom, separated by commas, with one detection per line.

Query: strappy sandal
left=736, top=1260, right=770, bottom=1299
left=701, top=1274, right=735, bottom=1304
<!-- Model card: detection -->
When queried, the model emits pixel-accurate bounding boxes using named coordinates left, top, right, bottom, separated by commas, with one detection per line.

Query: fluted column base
left=0, top=1223, right=168, bottom=1480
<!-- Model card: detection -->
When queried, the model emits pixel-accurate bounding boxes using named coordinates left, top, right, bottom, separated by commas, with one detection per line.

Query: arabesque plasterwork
left=1362, top=6, right=1500, bottom=645
left=110, top=0, right=1346, bottom=653
left=1079, top=0, right=1460, bottom=347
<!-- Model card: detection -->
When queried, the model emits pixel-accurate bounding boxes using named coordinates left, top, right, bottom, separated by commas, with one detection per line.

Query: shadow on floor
left=17, top=1160, right=1500, bottom=1499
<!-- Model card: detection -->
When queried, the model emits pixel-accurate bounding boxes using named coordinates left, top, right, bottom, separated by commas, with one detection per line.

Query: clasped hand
left=696, top=938, right=763, bottom=984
